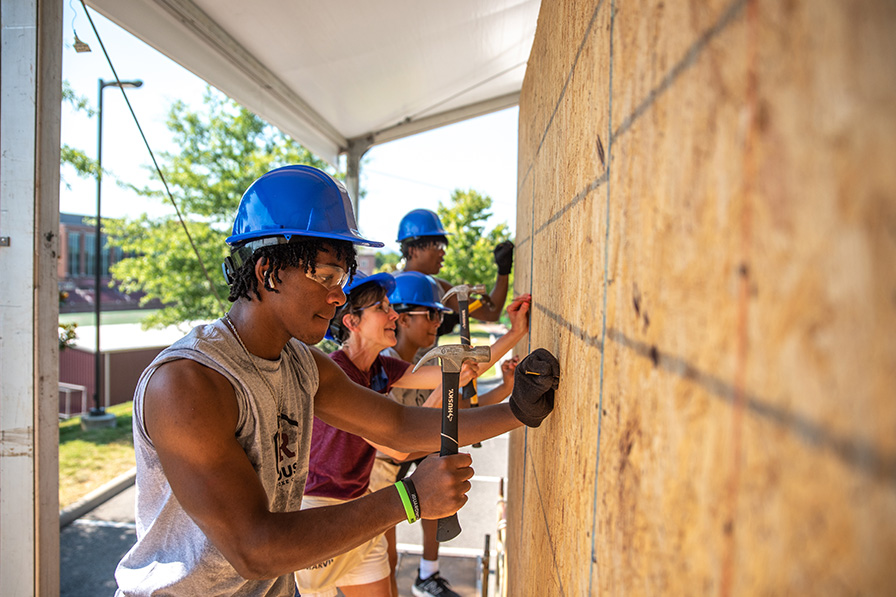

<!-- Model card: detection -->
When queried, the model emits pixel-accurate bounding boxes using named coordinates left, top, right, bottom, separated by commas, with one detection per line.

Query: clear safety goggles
left=307, top=264, right=350, bottom=290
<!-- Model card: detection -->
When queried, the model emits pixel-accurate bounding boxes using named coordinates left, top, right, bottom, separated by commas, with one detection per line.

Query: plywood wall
left=507, top=1, right=896, bottom=594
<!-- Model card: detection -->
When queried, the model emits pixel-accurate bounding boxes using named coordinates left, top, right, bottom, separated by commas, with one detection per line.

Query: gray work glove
left=494, top=241, right=514, bottom=276
left=510, top=348, right=560, bottom=427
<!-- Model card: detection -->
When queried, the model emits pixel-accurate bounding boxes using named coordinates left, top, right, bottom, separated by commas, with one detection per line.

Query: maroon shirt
left=304, top=349, right=410, bottom=499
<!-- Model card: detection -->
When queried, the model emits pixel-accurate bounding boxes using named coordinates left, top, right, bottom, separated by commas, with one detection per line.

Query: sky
left=61, top=3, right=519, bottom=255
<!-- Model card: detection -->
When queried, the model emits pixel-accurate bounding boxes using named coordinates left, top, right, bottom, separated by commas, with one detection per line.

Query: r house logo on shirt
left=275, top=413, right=301, bottom=486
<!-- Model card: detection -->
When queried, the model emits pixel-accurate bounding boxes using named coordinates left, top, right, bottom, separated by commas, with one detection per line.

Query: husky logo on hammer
left=446, top=388, right=455, bottom=421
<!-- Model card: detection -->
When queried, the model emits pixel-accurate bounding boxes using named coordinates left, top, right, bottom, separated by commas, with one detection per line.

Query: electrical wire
left=78, top=1, right=226, bottom=311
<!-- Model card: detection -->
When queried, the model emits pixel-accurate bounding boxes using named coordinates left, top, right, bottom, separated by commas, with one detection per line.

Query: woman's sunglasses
left=403, top=308, right=444, bottom=324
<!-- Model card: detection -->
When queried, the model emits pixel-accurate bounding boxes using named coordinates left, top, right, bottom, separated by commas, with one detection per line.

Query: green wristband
left=395, top=480, right=418, bottom=524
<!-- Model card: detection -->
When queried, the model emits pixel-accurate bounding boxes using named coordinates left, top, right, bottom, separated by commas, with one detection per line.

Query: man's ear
left=253, top=258, right=267, bottom=290
left=396, top=313, right=411, bottom=329
left=254, top=257, right=278, bottom=292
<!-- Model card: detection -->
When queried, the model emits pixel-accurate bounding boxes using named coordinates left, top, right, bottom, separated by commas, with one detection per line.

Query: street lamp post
left=89, top=78, right=142, bottom=420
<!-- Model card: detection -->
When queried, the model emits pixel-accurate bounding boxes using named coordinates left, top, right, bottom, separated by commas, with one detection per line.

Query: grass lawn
left=59, top=401, right=135, bottom=509
left=59, top=309, right=160, bottom=327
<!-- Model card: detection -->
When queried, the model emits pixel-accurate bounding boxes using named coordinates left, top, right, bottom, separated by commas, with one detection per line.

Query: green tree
left=374, top=250, right=401, bottom=273
left=437, top=188, right=512, bottom=291
left=105, top=88, right=332, bottom=328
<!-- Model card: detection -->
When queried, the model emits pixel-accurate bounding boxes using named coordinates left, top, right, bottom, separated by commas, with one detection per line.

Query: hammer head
left=442, top=284, right=487, bottom=304
left=413, top=344, right=491, bottom=374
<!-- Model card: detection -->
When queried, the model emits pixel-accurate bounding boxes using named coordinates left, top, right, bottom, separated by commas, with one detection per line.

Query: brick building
left=57, top=213, right=158, bottom=313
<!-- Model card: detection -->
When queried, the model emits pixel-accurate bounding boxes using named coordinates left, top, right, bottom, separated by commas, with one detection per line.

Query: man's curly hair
left=227, top=238, right=357, bottom=302
left=399, top=234, right=449, bottom=260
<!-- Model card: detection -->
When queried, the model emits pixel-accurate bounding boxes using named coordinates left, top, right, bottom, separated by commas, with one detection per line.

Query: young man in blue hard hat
left=397, top=208, right=515, bottom=334
left=113, top=165, right=560, bottom=596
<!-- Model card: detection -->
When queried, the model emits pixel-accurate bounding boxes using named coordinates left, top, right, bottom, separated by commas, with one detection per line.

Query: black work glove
left=493, top=241, right=514, bottom=275
left=510, top=348, right=560, bottom=427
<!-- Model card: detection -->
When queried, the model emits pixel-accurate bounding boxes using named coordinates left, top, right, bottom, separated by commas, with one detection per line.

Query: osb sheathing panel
left=508, top=0, right=896, bottom=595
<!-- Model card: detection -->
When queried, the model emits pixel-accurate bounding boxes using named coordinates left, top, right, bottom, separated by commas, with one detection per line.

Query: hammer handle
left=438, top=369, right=463, bottom=542
left=457, top=297, right=482, bottom=446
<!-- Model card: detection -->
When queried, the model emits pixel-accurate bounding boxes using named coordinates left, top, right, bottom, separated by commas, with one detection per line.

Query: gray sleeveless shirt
left=115, top=319, right=317, bottom=596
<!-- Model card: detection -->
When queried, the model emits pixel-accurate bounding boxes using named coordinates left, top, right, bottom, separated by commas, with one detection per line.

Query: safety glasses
left=306, top=264, right=350, bottom=290
left=358, top=300, right=395, bottom=316
left=404, top=309, right=444, bottom=324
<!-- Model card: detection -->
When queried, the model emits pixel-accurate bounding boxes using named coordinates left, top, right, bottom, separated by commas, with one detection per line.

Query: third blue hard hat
left=396, top=209, right=450, bottom=242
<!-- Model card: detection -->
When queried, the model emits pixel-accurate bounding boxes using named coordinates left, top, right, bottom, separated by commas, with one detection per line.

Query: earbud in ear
left=264, top=271, right=276, bottom=290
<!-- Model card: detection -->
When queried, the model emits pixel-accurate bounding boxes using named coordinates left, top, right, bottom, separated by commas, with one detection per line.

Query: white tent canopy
left=87, top=0, right=540, bottom=166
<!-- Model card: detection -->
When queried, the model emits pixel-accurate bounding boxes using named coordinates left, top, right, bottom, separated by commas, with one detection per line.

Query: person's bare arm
left=364, top=387, right=443, bottom=460
left=311, top=349, right=522, bottom=454
left=468, top=294, right=530, bottom=375
left=143, top=359, right=465, bottom=580
left=390, top=363, right=441, bottom=389
left=392, top=360, right=477, bottom=389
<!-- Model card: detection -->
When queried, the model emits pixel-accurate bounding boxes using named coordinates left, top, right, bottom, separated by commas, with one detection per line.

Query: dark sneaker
left=412, top=571, right=461, bottom=597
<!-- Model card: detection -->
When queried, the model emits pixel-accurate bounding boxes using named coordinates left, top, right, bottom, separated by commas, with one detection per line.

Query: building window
left=84, top=233, right=96, bottom=277
left=101, top=243, right=111, bottom=275
left=67, top=232, right=81, bottom=276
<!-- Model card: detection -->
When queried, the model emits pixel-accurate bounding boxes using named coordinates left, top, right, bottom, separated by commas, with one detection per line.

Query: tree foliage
left=374, top=251, right=402, bottom=273
left=105, top=88, right=332, bottom=328
left=437, top=189, right=512, bottom=290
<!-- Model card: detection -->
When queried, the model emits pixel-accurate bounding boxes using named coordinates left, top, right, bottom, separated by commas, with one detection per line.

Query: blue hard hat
left=389, top=271, right=450, bottom=312
left=396, top=209, right=450, bottom=242
left=227, top=165, right=384, bottom=248
left=343, top=271, right=396, bottom=297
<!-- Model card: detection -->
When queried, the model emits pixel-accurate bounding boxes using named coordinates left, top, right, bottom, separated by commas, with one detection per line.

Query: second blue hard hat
left=343, top=271, right=396, bottom=297
left=396, top=209, right=451, bottom=242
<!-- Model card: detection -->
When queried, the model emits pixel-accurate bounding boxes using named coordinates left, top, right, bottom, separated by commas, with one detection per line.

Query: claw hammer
left=414, top=343, right=490, bottom=541
left=442, top=284, right=488, bottom=447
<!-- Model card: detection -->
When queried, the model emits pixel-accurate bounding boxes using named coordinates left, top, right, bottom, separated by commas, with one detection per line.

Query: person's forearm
left=476, top=382, right=511, bottom=406
left=364, top=437, right=411, bottom=461
left=231, top=487, right=406, bottom=579
left=477, top=326, right=525, bottom=373
left=379, top=402, right=521, bottom=453
left=470, top=275, right=509, bottom=321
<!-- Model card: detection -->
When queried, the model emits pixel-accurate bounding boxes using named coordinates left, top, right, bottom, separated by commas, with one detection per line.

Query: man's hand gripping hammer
left=414, top=343, right=491, bottom=541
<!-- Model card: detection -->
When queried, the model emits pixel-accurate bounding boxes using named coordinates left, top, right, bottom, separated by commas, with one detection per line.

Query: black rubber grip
left=439, top=369, right=463, bottom=541
left=437, top=513, right=462, bottom=542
